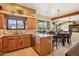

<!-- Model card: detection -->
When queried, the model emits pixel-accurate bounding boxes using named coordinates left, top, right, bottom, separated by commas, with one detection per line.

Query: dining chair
left=62, top=33, right=72, bottom=46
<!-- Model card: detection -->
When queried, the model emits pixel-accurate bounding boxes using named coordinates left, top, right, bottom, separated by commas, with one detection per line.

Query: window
left=37, top=20, right=50, bottom=33
left=17, top=20, right=25, bottom=29
left=37, top=20, right=44, bottom=30
left=37, top=20, right=50, bottom=30
left=7, top=19, right=25, bottom=30
left=45, top=21, right=50, bottom=29
left=8, top=19, right=17, bottom=29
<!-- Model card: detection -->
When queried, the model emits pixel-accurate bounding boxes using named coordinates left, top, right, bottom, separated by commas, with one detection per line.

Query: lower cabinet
left=8, top=36, right=17, bottom=52
left=25, top=35, right=31, bottom=47
left=41, top=37, right=51, bottom=55
left=0, top=39, right=2, bottom=55
left=17, top=35, right=31, bottom=48
left=16, top=36, right=22, bottom=49
left=2, top=36, right=8, bottom=52
left=21, top=35, right=28, bottom=48
left=34, top=36, right=51, bottom=56
left=2, top=34, right=31, bottom=53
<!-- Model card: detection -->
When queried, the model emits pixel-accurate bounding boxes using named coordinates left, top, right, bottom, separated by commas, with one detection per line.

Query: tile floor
left=3, top=47, right=38, bottom=56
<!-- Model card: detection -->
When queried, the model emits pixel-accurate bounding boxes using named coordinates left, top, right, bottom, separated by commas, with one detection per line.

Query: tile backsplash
left=0, top=29, right=36, bottom=36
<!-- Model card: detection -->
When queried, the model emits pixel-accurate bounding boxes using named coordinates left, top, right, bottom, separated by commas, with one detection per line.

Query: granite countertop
left=32, top=34, right=51, bottom=38
left=0, top=34, right=51, bottom=40
left=0, top=34, right=31, bottom=38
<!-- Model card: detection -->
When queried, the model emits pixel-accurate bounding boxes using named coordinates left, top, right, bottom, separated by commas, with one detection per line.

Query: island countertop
left=32, top=34, right=51, bottom=38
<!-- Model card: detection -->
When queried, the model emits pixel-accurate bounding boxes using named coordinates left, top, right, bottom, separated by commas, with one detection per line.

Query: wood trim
left=0, top=11, right=35, bottom=18
left=52, top=11, right=79, bottom=20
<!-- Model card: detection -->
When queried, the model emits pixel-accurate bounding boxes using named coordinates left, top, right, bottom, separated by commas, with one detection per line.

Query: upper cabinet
left=0, top=14, right=5, bottom=29
left=27, top=18, right=36, bottom=29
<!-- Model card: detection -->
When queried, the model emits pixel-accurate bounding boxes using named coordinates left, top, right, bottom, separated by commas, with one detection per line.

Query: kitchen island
left=32, top=34, right=52, bottom=56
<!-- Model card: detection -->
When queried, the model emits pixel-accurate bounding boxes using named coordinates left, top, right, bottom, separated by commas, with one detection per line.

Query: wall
left=72, top=32, right=79, bottom=42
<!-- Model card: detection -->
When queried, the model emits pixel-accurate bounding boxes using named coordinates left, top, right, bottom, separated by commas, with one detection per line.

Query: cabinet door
left=27, top=18, right=36, bottom=29
left=35, top=39, right=41, bottom=54
left=8, top=37, right=17, bottom=52
left=0, top=39, right=2, bottom=54
left=44, top=37, right=51, bottom=55
left=22, top=35, right=31, bottom=48
left=16, top=36, right=22, bottom=49
left=2, top=37, right=8, bottom=52
left=40, top=37, right=51, bottom=55
left=25, top=35, right=31, bottom=47
left=40, top=39, right=46, bottom=55
left=21, top=35, right=27, bottom=48
left=0, top=14, right=5, bottom=28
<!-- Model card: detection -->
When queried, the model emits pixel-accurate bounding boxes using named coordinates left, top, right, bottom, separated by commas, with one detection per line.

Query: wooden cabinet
left=2, top=34, right=32, bottom=53
left=16, top=36, right=22, bottom=49
left=34, top=36, right=51, bottom=56
left=27, top=18, right=36, bottom=29
left=41, top=37, right=51, bottom=55
left=0, top=39, right=2, bottom=55
left=8, top=36, right=17, bottom=52
left=16, top=35, right=31, bottom=49
left=20, top=35, right=27, bottom=48
left=2, top=36, right=8, bottom=52
left=35, top=39, right=41, bottom=54
left=0, top=14, right=5, bottom=28
left=21, top=35, right=31, bottom=48
left=2, top=36, right=17, bottom=52
left=25, top=34, right=31, bottom=47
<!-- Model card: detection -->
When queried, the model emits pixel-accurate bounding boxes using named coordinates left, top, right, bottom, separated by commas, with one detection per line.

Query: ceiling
left=17, top=3, right=79, bottom=18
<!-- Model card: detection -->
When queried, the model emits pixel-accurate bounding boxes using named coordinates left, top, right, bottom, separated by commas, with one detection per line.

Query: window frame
left=37, top=20, right=50, bottom=30
left=6, top=18, right=26, bottom=30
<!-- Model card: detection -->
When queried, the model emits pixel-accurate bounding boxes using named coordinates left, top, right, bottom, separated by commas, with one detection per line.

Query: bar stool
left=52, top=35, right=59, bottom=49
left=57, top=33, right=63, bottom=44
left=69, top=32, right=72, bottom=45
